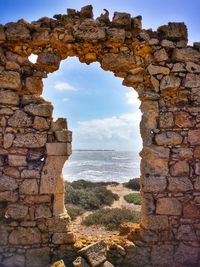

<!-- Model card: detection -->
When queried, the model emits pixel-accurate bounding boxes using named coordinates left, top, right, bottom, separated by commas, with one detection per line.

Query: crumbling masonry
left=0, top=5, right=200, bottom=267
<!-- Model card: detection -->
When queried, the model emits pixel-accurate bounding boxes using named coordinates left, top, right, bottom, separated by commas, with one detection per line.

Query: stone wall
left=0, top=5, right=200, bottom=267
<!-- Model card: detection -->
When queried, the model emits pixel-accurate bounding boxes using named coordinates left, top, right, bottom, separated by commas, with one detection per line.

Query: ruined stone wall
left=0, top=5, right=200, bottom=267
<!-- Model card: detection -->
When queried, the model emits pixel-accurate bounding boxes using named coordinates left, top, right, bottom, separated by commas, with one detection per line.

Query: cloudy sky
left=1, top=0, right=200, bottom=151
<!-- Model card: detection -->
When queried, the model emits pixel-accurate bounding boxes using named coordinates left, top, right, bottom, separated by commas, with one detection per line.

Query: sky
left=1, top=0, right=200, bottom=151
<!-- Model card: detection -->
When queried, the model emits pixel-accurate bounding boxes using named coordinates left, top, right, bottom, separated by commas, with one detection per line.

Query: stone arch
left=0, top=5, right=200, bottom=267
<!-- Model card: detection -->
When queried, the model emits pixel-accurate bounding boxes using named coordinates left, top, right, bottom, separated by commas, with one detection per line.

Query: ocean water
left=63, top=150, right=141, bottom=183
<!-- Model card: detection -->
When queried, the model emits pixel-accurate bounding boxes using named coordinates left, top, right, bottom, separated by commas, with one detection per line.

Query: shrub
left=65, top=204, right=85, bottom=220
left=64, top=180, right=119, bottom=210
left=124, top=178, right=140, bottom=191
left=124, top=193, right=141, bottom=205
left=83, top=208, right=141, bottom=230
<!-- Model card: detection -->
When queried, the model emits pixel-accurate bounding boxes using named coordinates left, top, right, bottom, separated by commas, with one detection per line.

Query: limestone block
left=4, top=166, right=20, bottom=178
left=150, top=76, right=159, bottom=92
left=5, top=22, right=30, bottom=41
left=147, top=64, right=170, bottom=75
left=40, top=156, right=67, bottom=194
left=160, top=75, right=181, bottom=90
left=52, top=232, right=76, bottom=244
left=80, top=5, right=93, bottom=18
left=154, top=48, right=168, bottom=62
left=0, top=191, right=18, bottom=202
left=0, top=107, right=14, bottom=115
left=175, top=111, right=194, bottom=127
left=191, top=88, right=200, bottom=102
left=170, top=161, right=190, bottom=176
left=123, top=243, right=150, bottom=267
left=26, top=247, right=50, bottom=267
left=19, top=179, right=39, bottom=195
left=5, top=204, right=28, bottom=220
left=24, top=103, right=53, bottom=117
left=51, top=118, right=68, bottom=131
left=35, top=205, right=52, bottom=219
left=186, top=62, right=200, bottom=73
left=172, top=63, right=185, bottom=72
left=174, top=243, right=199, bottom=266
left=107, top=28, right=125, bottom=43
left=176, top=224, right=197, bottom=241
left=46, top=214, right=71, bottom=232
left=161, top=39, right=175, bottom=48
left=21, top=169, right=40, bottom=179
left=155, top=131, right=183, bottom=145
left=50, top=260, right=66, bottom=267
left=0, top=71, right=21, bottom=90
left=142, top=193, right=155, bottom=214
left=79, top=241, right=107, bottom=267
left=21, top=94, right=46, bottom=105
left=23, top=195, right=51, bottom=205
left=73, top=257, right=90, bottom=267
left=46, top=143, right=71, bottom=156
left=172, top=48, right=200, bottom=63
left=33, top=116, right=50, bottom=130
left=25, top=77, right=43, bottom=95
left=101, top=53, right=136, bottom=72
left=194, top=176, right=200, bottom=190
left=3, top=254, right=25, bottom=267
left=112, top=12, right=131, bottom=29
left=151, top=245, right=174, bottom=266
left=53, top=193, right=66, bottom=216
left=156, top=198, right=182, bottom=215
left=158, top=22, right=188, bottom=41
left=185, top=73, right=200, bottom=88
left=188, top=129, right=200, bottom=145
left=123, top=74, right=144, bottom=87
left=0, top=175, right=18, bottom=191
left=168, top=177, right=193, bottom=192
left=142, top=176, right=167, bottom=193
left=8, top=155, right=27, bottom=167
left=0, top=225, right=8, bottom=245
left=37, top=52, right=60, bottom=72
left=172, top=147, right=193, bottom=159
left=183, top=202, right=200, bottom=218
left=159, top=112, right=174, bottom=128
left=3, top=133, right=14, bottom=149
left=55, top=130, right=72, bottom=142
left=0, top=90, right=19, bottom=106
left=9, top=227, right=41, bottom=245
left=14, top=132, right=47, bottom=147
left=8, top=110, right=32, bottom=127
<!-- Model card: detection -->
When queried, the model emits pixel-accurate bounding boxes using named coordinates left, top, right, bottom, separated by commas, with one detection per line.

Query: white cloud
left=62, top=98, right=69, bottom=102
left=72, top=111, right=142, bottom=151
left=125, top=90, right=140, bottom=105
left=54, top=82, right=75, bottom=91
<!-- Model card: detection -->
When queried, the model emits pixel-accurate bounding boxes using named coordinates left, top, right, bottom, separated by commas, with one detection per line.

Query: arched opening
left=42, top=56, right=142, bottom=236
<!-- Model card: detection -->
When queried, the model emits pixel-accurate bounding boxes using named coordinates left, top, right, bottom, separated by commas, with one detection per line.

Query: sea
left=63, top=150, right=141, bottom=183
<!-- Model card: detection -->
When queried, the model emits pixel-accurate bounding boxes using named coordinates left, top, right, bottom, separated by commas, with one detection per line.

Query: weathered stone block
left=159, top=112, right=174, bottom=128
left=141, top=215, right=168, bottom=230
left=24, top=104, right=53, bottom=117
left=8, top=110, right=32, bottom=127
left=194, top=176, right=200, bottom=190
left=35, top=205, right=52, bottom=219
left=172, top=48, right=200, bottom=63
left=0, top=225, right=8, bottom=245
left=14, top=132, right=47, bottom=147
left=107, top=28, right=125, bottom=43
left=8, top=155, right=27, bottom=167
left=176, top=224, right=197, bottom=241
left=25, top=77, right=43, bottom=95
left=53, top=193, right=65, bottom=216
left=5, top=204, right=28, bottom=220
left=21, top=169, right=40, bottom=179
left=3, top=133, right=14, bottom=149
left=55, top=130, right=72, bottom=142
left=155, top=131, right=183, bottom=145
left=188, top=129, right=200, bottom=145
left=37, top=52, right=60, bottom=72
left=160, top=75, right=181, bottom=90
left=3, top=254, right=25, bottom=267
left=186, top=62, right=200, bottom=73
left=73, top=257, right=90, bottom=267
left=0, top=90, right=19, bottom=106
left=79, top=241, right=106, bottom=267
left=0, top=191, right=18, bottom=202
left=51, top=118, right=68, bottom=131
left=154, top=48, right=168, bottom=62
left=5, top=22, right=30, bottom=41
left=46, top=214, right=71, bottom=232
left=123, top=74, right=144, bottom=87
left=158, top=22, right=188, bottom=41
left=0, top=71, right=21, bottom=90
left=80, top=5, right=93, bottom=18
left=9, top=227, right=41, bottom=245
left=0, top=175, right=18, bottom=191
left=40, top=156, right=66, bottom=194
left=183, top=202, right=200, bottom=218
left=156, top=198, right=182, bottom=215
left=142, top=176, right=167, bottom=193
left=112, top=12, right=131, bottom=29
left=46, top=143, right=71, bottom=156
left=147, top=64, right=170, bottom=75
left=52, top=232, right=76, bottom=244
left=168, top=177, right=193, bottom=192
left=26, top=247, right=50, bottom=267
left=174, top=243, right=199, bottom=266
left=170, top=161, right=190, bottom=176
left=19, top=179, right=39, bottom=195
left=175, top=111, right=194, bottom=127
left=33, top=116, right=50, bottom=130
left=185, top=73, right=200, bottom=88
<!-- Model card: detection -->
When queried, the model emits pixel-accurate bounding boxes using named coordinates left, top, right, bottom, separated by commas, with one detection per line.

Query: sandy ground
left=72, top=184, right=141, bottom=237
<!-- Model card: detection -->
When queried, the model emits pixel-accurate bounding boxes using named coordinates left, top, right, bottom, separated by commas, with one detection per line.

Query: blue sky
left=1, top=0, right=200, bottom=151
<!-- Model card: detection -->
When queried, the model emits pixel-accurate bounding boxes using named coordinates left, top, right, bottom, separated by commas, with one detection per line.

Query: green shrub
left=64, top=180, right=119, bottom=210
left=124, top=178, right=140, bottom=191
left=83, top=208, right=141, bottom=230
left=65, top=204, right=85, bottom=220
left=124, top=193, right=141, bottom=205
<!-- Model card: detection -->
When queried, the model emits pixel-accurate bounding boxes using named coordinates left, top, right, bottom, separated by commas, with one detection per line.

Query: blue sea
left=63, top=150, right=140, bottom=183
